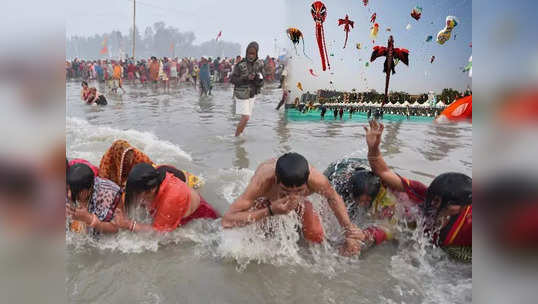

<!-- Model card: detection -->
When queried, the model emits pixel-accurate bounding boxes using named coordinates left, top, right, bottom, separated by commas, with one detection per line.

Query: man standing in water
left=222, top=153, right=365, bottom=256
left=231, top=41, right=265, bottom=137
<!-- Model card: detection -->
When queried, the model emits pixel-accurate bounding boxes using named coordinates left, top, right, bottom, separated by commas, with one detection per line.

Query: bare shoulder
left=252, top=159, right=276, bottom=186
left=308, top=164, right=331, bottom=192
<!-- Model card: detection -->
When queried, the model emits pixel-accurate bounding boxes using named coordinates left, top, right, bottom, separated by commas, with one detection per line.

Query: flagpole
left=132, top=0, right=136, bottom=59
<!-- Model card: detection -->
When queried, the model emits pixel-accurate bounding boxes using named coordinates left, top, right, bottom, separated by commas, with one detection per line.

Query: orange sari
left=98, top=140, right=153, bottom=188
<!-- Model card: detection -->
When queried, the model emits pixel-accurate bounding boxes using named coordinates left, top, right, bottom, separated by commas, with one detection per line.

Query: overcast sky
left=65, top=0, right=471, bottom=94
left=66, top=0, right=286, bottom=58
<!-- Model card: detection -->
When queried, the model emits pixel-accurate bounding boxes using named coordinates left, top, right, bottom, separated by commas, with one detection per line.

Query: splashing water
left=66, top=81, right=471, bottom=303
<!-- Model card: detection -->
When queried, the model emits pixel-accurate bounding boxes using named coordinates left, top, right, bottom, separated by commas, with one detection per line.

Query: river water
left=66, top=80, right=472, bottom=304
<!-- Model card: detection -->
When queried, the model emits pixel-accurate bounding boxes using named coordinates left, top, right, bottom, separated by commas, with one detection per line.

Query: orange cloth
left=150, top=173, right=191, bottom=232
left=301, top=200, right=324, bottom=243
left=113, top=65, right=122, bottom=79
left=98, top=140, right=153, bottom=187
left=437, top=95, right=472, bottom=122
left=149, top=61, right=160, bottom=81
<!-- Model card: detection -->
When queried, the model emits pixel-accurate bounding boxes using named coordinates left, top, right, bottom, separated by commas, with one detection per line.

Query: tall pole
left=132, top=0, right=136, bottom=59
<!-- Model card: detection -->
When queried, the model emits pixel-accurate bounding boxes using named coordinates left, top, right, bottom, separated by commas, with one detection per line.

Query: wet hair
left=124, top=163, right=165, bottom=209
left=425, top=172, right=472, bottom=212
left=81, top=81, right=88, bottom=87
left=67, top=163, right=95, bottom=202
left=156, top=165, right=186, bottom=182
left=275, top=153, right=310, bottom=187
left=350, top=169, right=381, bottom=203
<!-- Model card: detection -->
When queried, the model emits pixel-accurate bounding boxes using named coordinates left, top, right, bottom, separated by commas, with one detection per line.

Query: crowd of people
left=66, top=53, right=286, bottom=95
left=66, top=123, right=471, bottom=261
left=67, top=42, right=471, bottom=262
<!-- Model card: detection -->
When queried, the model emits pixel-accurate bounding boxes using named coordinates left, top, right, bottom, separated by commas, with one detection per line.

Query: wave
left=66, top=116, right=192, bottom=165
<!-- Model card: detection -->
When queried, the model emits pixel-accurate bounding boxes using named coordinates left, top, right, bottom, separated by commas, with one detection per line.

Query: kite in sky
left=370, top=23, right=379, bottom=40
left=337, top=14, right=354, bottom=49
left=286, top=28, right=311, bottom=59
left=437, top=16, right=458, bottom=45
left=463, top=55, right=472, bottom=77
left=370, top=35, right=409, bottom=106
left=411, top=6, right=422, bottom=21
left=311, top=1, right=330, bottom=71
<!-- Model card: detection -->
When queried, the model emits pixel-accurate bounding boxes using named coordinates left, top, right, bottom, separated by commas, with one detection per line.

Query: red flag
left=100, top=37, right=108, bottom=55
left=216, top=31, right=222, bottom=41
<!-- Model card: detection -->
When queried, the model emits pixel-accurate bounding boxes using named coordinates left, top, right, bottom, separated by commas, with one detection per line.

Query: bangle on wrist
left=89, top=214, right=98, bottom=228
left=267, top=204, right=274, bottom=216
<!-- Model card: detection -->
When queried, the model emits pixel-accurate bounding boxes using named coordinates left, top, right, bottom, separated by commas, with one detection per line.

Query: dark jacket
left=231, top=42, right=264, bottom=98
left=230, top=59, right=264, bottom=98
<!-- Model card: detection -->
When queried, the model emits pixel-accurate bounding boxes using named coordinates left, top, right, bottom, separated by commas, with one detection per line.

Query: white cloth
left=235, top=97, right=255, bottom=116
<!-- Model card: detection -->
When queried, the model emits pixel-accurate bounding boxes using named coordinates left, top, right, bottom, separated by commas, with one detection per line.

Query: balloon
left=297, top=82, right=303, bottom=91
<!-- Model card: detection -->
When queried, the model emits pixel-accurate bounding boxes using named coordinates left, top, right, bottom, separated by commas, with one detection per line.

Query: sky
left=65, top=0, right=471, bottom=94
left=286, top=0, right=472, bottom=95
left=66, top=0, right=286, bottom=59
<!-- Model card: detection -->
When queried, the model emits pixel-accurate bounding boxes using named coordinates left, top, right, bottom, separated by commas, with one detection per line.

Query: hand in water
left=340, top=224, right=365, bottom=256
left=111, top=208, right=131, bottom=230
left=66, top=204, right=91, bottom=223
left=271, top=195, right=301, bottom=215
left=364, top=120, right=384, bottom=151
left=340, top=238, right=361, bottom=257
left=345, top=224, right=366, bottom=241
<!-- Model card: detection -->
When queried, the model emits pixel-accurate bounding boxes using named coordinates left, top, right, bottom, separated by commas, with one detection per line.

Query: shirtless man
left=222, top=152, right=365, bottom=256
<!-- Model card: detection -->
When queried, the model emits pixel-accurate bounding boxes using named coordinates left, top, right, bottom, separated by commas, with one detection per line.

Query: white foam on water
left=216, top=168, right=254, bottom=204
left=66, top=116, right=192, bottom=164
left=388, top=215, right=472, bottom=304
left=67, top=166, right=346, bottom=274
